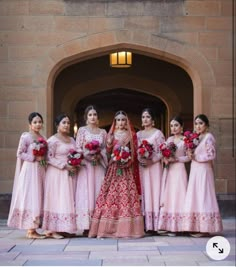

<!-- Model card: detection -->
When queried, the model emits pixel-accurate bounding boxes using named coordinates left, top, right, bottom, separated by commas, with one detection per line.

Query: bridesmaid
left=136, top=108, right=165, bottom=232
left=88, top=110, right=144, bottom=238
left=42, top=114, right=77, bottom=239
left=75, top=105, right=108, bottom=233
left=158, top=116, right=189, bottom=236
left=8, top=112, right=46, bottom=239
left=182, top=114, right=223, bottom=237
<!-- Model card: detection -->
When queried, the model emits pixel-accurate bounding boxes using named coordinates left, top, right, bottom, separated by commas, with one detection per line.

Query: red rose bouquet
left=111, top=145, right=132, bottom=175
left=138, top=140, right=154, bottom=160
left=84, top=140, right=101, bottom=166
left=67, top=149, right=84, bottom=176
left=32, top=137, right=48, bottom=167
left=183, top=131, right=200, bottom=150
left=159, top=141, right=177, bottom=168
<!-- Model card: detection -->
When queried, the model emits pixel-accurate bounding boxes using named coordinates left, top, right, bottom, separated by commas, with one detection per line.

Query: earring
left=152, top=121, right=155, bottom=126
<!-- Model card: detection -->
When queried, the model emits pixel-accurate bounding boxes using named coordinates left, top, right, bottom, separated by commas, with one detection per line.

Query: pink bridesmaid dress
left=158, top=136, right=189, bottom=232
left=42, top=135, right=77, bottom=233
left=8, top=132, right=45, bottom=229
left=75, top=126, right=107, bottom=231
left=182, top=132, right=223, bottom=233
left=137, top=129, right=165, bottom=231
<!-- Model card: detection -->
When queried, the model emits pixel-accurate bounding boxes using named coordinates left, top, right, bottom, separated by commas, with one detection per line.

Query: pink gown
left=182, top=133, right=223, bottom=233
left=137, top=129, right=165, bottom=231
left=75, top=126, right=107, bottom=231
left=158, top=136, right=189, bottom=232
left=88, top=131, right=144, bottom=238
left=42, top=135, right=77, bottom=233
left=8, top=132, right=45, bottom=229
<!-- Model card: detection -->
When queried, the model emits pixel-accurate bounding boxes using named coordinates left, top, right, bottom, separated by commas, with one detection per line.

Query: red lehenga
left=88, top=114, right=144, bottom=238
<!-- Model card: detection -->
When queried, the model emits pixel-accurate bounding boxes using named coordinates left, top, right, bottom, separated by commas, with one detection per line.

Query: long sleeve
left=16, top=133, right=35, bottom=162
left=47, top=138, right=66, bottom=169
left=195, top=133, right=216, bottom=162
left=152, top=130, right=165, bottom=163
left=177, top=144, right=190, bottom=163
left=75, top=127, right=85, bottom=152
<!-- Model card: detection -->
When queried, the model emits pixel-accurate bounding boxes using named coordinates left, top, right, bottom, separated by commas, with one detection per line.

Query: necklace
left=29, top=131, right=41, bottom=141
left=86, top=126, right=100, bottom=134
left=173, top=135, right=182, bottom=144
left=55, top=133, right=71, bottom=143
left=142, top=128, right=156, bottom=138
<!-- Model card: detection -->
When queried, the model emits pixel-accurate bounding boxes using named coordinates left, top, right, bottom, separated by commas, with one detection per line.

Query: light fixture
left=110, top=51, right=132, bottom=68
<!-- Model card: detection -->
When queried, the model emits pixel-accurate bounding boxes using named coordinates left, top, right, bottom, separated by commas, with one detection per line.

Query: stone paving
left=0, top=218, right=235, bottom=266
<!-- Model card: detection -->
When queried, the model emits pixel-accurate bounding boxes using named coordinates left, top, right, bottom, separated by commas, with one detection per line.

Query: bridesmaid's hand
left=35, top=156, right=44, bottom=162
left=107, top=134, right=114, bottom=147
left=163, top=157, right=169, bottom=165
left=187, top=149, right=194, bottom=159
left=65, top=164, right=76, bottom=172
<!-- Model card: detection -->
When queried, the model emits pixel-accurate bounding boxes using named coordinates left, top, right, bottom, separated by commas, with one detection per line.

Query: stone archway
left=40, top=31, right=216, bottom=135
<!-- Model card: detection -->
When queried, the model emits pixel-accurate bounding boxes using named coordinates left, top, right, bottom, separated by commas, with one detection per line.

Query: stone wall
left=0, top=0, right=234, bottom=197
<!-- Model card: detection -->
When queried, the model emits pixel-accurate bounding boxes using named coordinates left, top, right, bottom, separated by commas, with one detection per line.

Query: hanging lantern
left=110, top=51, right=132, bottom=68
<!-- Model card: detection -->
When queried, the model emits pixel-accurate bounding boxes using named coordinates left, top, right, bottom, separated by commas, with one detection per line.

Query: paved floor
left=0, top=218, right=235, bottom=266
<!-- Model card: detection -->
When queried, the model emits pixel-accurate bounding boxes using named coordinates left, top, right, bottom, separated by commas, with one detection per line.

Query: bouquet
left=137, top=140, right=154, bottom=160
left=32, top=137, right=48, bottom=167
left=159, top=141, right=177, bottom=168
left=183, top=131, right=200, bottom=150
left=84, top=140, right=101, bottom=166
left=111, top=145, right=132, bottom=175
left=67, top=149, right=84, bottom=176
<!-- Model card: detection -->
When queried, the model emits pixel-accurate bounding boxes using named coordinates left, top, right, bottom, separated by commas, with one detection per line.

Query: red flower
left=32, top=138, right=48, bottom=166
left=159, top=141, right=177, bottom=159
left=67, top=149, right=84, bottom=176
left=111, top=145, right=131, bottom=175
left=138, top=140, right=154, bottom=159
left=84, top=140, right=101, bottom=166
left=183, top=131, right=200, bottom=150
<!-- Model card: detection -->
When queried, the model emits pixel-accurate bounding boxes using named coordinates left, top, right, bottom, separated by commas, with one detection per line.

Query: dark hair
left=84, top=105, right=98, bottom=122
left=55, top=114, right=70, bottom=127
left=141, top=108, right=155, bottom=120
left=115, top=110, right=127, bottom=118
left=195, top=114, right=209, bottom=127
left=170, top=115, right=183, bottom=127
left=28, top=112, right=43, bottom=124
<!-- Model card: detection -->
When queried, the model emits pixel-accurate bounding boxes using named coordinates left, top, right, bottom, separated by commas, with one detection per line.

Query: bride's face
left=116, top=116, right=127, bottom=130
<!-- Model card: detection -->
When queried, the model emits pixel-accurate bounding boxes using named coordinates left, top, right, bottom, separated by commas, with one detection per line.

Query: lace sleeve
left=75, top=127, right=85, bottom=152
left=152, top=130, right=165, bottom=163
left=47, top=138, right=66, bottom=169
left=17, top=133, right=35, bottom=162
left=195, top=134, right=216, bottom=162
left=177, top=142, right=191, bottom=163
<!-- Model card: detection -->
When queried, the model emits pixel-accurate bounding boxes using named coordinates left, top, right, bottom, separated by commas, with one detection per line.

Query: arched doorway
left=53, top=53, right=193, bottom=136
left=74, top=88, right=167, bottom=133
